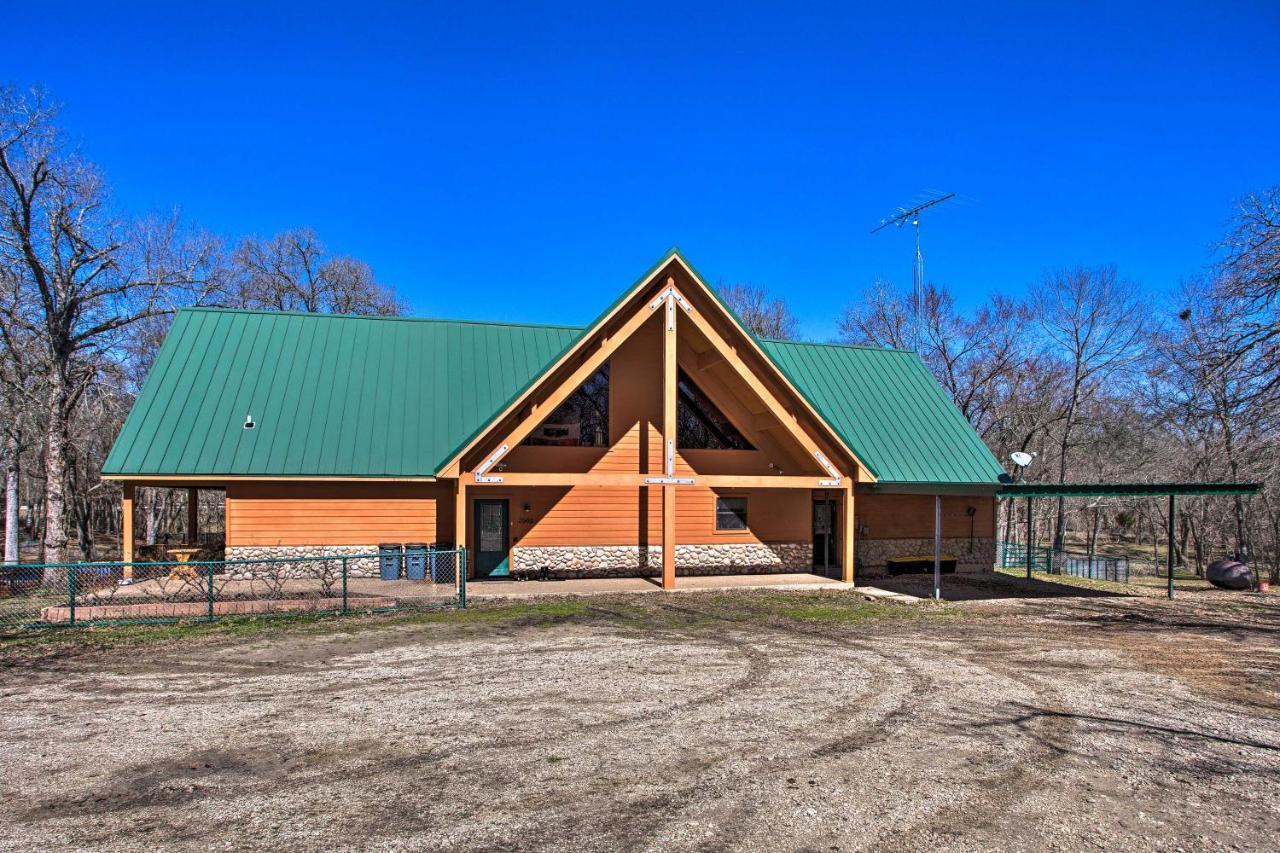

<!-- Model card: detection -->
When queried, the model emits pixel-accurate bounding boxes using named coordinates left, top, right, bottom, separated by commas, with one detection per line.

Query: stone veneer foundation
left=511, top=542, right=812, bottom=579
left=227, top=539, right=997, bottom=581
left=855, top=537, right=997, bottom=577
left=225, top=545, right=381, bottom=578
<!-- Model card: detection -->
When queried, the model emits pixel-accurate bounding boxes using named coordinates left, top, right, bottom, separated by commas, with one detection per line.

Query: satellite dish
left=1010, top=451, right=1033, bottom=468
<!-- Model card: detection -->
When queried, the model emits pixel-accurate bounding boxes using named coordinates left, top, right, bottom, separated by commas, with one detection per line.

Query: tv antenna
left=870, top=191, right=955, bottom=351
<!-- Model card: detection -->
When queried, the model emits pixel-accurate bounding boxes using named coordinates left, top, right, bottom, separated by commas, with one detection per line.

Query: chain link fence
left=998, top=542, right=1130, bottom=582
left=0, top=548, right=466, bottom=633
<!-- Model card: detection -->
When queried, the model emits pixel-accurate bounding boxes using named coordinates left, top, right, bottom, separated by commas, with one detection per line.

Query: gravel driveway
left=1, top=580, right=1277, bottom=851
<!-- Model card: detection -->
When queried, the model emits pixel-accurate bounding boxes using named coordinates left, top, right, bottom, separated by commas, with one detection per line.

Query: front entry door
left=813, top=498, right=841, bottom=578
left=474, top=499, right=510, bottom=578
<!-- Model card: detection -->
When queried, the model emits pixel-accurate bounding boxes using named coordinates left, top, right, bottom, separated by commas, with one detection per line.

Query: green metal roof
left=105, top=263, right=1005, bottom=486
left=759, top=340, right=1005, bottom=486
left=103, top=309, right=581, bottom=477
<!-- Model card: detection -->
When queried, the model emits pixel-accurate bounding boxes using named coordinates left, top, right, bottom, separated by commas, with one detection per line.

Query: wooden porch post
left=187, top=487, right=199, bottom=543
left=121, top=483, right=135, bottom=581
left=661, top=278, right=677, bottom=590
left=842, top=485, right=856, bottom=585
left=455, top=480, right=468, bottom=589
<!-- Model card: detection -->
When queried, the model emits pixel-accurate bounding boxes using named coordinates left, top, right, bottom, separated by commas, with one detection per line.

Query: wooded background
left=3, top=86, right=1276, bottom=578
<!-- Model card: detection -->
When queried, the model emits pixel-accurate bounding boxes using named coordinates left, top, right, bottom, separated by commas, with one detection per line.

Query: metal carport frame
left=995, top=482, right=1262, bottom=599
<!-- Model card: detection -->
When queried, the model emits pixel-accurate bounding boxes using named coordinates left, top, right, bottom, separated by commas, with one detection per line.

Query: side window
left=715, top=496, right=748, bottom=530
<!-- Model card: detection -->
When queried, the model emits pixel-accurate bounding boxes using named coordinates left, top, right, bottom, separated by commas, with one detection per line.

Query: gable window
left=523, top=363, right=609, bottom=447
left=677, top=370, right=753, bottom=450
left=715, top=496, right=749, bottom=530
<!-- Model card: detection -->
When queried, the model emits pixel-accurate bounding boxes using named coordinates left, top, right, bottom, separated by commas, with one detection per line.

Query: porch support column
left=933, top=494, right=943, bottom=601
left=122, top=483, right=135, bottom=582
left=842, top=485, right=855, bottom=585
left=1167, top=493, right=1176, bottom=601
left=455, top=480, right=468, bottom=590
left=187, top=487, right=199, bottom=543
left=661, top=278, right=677, bottom=590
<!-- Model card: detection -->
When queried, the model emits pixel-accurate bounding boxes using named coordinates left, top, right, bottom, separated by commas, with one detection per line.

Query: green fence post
left=459, top=548, right=466, bottom=609
left=341, top=557, right=348, bottom=615
left=1025, top=497, right=1034, bottom=581
left=68, top=565, right=76, bottom=627
left=207, top=562, right=215, bottom=622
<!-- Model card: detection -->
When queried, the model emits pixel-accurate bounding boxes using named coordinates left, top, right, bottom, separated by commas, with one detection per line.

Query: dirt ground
left=1, top=575, right=1278, bottom=852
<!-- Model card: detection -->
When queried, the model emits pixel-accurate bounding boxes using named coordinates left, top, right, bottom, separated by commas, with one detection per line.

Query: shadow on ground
left=870, top=573, right=1130, bottom=601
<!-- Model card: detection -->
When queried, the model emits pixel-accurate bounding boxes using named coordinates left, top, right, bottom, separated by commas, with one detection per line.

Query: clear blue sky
left=6, top=1, right=1278, bottom=339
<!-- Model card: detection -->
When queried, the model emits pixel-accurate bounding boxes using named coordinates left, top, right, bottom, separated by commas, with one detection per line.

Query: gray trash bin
left=378, top=543, right=402, bottom=580
left=405, top=543, right=428, bottom=581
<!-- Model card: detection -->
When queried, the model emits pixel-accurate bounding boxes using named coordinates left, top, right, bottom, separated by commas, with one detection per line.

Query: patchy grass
left=0, top=599, right=603, bottom=659
left=0, top=590, right=948, bottom=664
left=774, top=601, right=930, bottom=623
left=0, top=589, right=65, bottom=622
left=419, top=599, right=594, bottom=623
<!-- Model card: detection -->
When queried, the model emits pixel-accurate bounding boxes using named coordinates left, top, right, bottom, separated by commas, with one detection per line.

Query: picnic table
left=167, top=546, right=203, bottom=579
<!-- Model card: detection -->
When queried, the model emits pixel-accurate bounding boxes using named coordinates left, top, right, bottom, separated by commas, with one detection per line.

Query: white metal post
left=934, top=494, right=942, bottom=601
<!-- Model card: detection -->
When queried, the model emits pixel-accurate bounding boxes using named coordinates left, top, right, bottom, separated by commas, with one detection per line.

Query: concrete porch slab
left=853, top=586, right=925, bottom=604
left=465, top=572, right=860, bottom=599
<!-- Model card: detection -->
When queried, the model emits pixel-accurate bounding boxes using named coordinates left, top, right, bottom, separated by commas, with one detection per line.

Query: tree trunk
left=1188, top=514, right=1203, bottom=577
left=3, top=430, right=17, bottom=565
left=41, top=371, right=73, bottom=587
left=42, top=372, right=71, bottom=567
left=1052, top=390, right=1080, bottom=554
left=144, top=488, right=159, bottom=546
left=1088, top=509, right=1101, bottom=561
left=75, top=495, right=94, bottom=562
left=1233, top=492, right=1250, bottom=564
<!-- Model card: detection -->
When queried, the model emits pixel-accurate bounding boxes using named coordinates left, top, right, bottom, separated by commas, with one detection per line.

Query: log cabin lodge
left=102, top=250, right=1004, bottom=588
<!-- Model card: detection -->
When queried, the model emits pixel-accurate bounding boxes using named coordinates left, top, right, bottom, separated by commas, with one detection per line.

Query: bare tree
left=0, top=88, right=219, bottom=566
left=226, top=229, right=404, bottom=316
left=1220, top=186, right=1280, bottom=307
left=0, top=261, right=38, bottom=564
left=717, top=281, right=798, bottom=340
left=838, top=279, right=913, bottom=350
left=1036, top=266, right=1145, bottom=552
left=840, top=281, right=1033, bottom=437
left=1157, top=280, right=1274, bottom=565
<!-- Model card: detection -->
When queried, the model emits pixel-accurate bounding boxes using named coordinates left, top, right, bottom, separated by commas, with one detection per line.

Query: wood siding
left=220, top=295, right=993, bottom=555
left=488, top=485, right=811, bottom=550
left=857, top=494, right=996, bottom=540
left=226, top=482, right=451, bottom=547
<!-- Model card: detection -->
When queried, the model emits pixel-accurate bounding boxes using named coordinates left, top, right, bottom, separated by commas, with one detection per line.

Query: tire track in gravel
left=608, top=616, right=940, bottom=853
left=49, top=622, right=782, bottom=825
left=513, top=624, right=907, bottom=853
left=655, top=612, right=1069, bottom=853
left=434, top=613, right=912, bottom=853
left=860, top=643, right=1080, bottom=852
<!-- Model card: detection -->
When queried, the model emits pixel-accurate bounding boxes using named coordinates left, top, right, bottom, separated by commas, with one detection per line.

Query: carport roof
left=996, top=482, right=1261, bottom=498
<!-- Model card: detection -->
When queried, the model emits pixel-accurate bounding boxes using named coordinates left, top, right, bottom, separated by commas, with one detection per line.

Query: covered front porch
left=466, top=570, right=855, bottom=597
